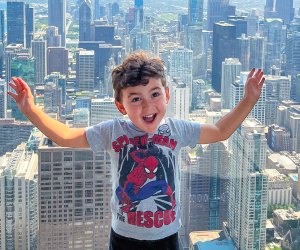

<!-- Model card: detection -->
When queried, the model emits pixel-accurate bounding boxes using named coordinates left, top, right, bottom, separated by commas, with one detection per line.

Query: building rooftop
left=190, top=231, right=235, bottom=250
left=264, top=169, right=288, bottom=182
left=274, top=209, right=300, bottom=220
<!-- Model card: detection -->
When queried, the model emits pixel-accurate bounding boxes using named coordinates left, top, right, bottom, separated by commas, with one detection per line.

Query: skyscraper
left=228, top=119, right=268, bottom=250
left=265, top=19, right=284, bottom=74
left=134, top=0, right=144, bottom=27
left=48, top=0, right=66, bottom=47
left=79, top=0, right=92, bottom=42
left=7, top=0, right=26, bottom=46
left=0, top=10, right=4, bottom=43
left=206, top=0, right=235, bottom=31
left=0, top=79, right=6, bottom=118
left=25, top=4, right=34, bottom=49
left=275, top=0, right=294, bottom=25
left=47, top=47, right=68, bottom=76
left=76, top=50, right=95, bottom=91
left=169, top=47, right=193, bottom=103
left=0, top=141, right=39, bottom=250
left=38, top=138, right=112, bottom=249
left=249, top=35, right=265, bottom=70
left=32, top=39, right=47, bottom=84
left=188, top=0, right=203, bottom=26
left=221, top=58, right=241, bottom=109
left=45, top=26, right=61, bottom=47
left=230, top=72, right=266, bottom=125
left=212, top=22, right=237, bottom=93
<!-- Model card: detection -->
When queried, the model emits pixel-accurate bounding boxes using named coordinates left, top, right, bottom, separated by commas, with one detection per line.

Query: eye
left=153, top=167, right=158, bottom=173
left=152, top=92, right=160, bottom=98
left=145, top=168, right=150, bottom=173
left=131, top=97, right=141, bottom=102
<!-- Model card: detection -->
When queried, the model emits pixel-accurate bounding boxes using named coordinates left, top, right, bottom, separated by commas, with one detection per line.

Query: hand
left=7, top=77, right=35, bottom=115
left=244, top=68, right=265, bottom=103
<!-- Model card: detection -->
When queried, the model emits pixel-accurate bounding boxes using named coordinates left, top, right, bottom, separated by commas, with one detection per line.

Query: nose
left=141, top=98, right=152, bottom=108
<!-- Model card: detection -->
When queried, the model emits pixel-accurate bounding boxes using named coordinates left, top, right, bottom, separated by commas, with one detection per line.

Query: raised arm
left=199, top=68, right=265, bottom=144
left=8, top=77, right=89, bottom=148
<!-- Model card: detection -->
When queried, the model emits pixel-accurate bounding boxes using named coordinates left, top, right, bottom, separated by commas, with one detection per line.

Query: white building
left=0, top=79, right=6, bottom=118
left=38, top=137, right=112, bottom=250
left=264, top=169, right=292, bottom=205
left=76, top=50, right=95, bottom=92
left=228, top=119, right=268, bottom=250
left=230, top=72, right=266, bottom=125
left=0, top=130, right=40, bottom=250
left=169, top=81, right=190, bottom=120
left=221, top=58, right=242, bottom=109
left=90, top=97, right=123, bottom=125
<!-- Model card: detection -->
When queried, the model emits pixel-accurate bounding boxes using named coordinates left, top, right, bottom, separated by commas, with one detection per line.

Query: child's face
left=115, top=77, right=170, bottom=133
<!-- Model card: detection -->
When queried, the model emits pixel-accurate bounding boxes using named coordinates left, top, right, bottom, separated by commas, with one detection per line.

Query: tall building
left=0, top=79, right=5, bottom=118
left=188, top=0, right=203, bottom=26
left=228, top=119, right=268, bottom=250
left=249, top=35, right=265, bottom=70
left=169, top=47, right=193, bottom=106
left=230, top=72, right=266, bottom=125
left=7, top=0, right=26, bottom=46
left=76, top=50, right=95, bottom=91
left=275, top=0, right=294, bottom=25
left=0, top=118, right=33, bottom=156
left=38, top=137, right=112, bottom=250
left=79, top=0, right=92, bottom=42
left=0, top=10, right=4, bottom=43
left=236, top=35, right=250, bottom=71
left=47, top=47, right=68, bottom=77
left=32, top=39, right=47, bottom=84
left=212, top=22, right=237, bottom=93
left=265, top=19, right=284, bottom=74
left=45, top=26, right=61, bottom=47
left=25, top=4, right=34, bottom=49
left=0, top=139, right=39, bottom=250
left=286, top=31, right=300, bottom=78
left=48, top=0, right=66, bottom=47
left=185, top=142, right=229, bottom=233
left=267, top=124, right=291, bottom=152
left=221, top=58, right=241, bottom=109
left=206, top=0, right=235, bottom=31
left=134, top=0, right=144, bottom=28
left=169, top=82, right=190, bottom=120
left=44, top=82, right=62, bottom=115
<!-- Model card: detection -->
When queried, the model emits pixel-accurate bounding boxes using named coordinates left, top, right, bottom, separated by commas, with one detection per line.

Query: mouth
left=142, top=113, right=157, bottom=123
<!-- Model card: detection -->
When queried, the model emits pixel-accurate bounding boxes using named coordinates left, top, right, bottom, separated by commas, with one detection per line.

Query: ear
left=165, top=87, right=170, bottom=104
left=115, top=100, right=127, bottom=115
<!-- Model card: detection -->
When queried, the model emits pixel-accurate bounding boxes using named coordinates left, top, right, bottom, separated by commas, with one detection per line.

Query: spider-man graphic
left=116, top=148, right=176, bottom=213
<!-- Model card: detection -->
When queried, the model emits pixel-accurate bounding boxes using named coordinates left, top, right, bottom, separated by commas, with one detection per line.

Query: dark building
left=188, top=0, right=203, bottom=26
left=212, top=21, right=237, bottom=92
left=206, top=0, right=235, bottom=31
left=26, top=4, right=34, bottom=49
left=227, top=16, right=247, bottom=38
left=134, top=0, right=144, bottom=27
left=7, top=0, right=26, bottom=46
left=264, top=0, right=294, bottom=24
left=94, top=25, right=115, bottom=44
left=111, top=2, right=120, bottom=17
left=79, top=0, right=92, bottom=41
left=47, top=47, right=68, bottom=76
left=0, top=10, right=4, bottom=43
left=48, top=0, right=66, bottom=47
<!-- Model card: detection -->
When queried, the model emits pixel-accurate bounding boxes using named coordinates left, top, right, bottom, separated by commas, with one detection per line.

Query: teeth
left=144, top=114, right=154, bottom=118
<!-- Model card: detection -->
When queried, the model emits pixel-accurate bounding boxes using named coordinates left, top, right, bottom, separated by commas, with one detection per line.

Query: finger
left=259, top=77, right=265, bottom=87
left=257, top=71, right=264, bottom=81
left=7, top=91, right=18, bottom=100
left=254, top=68, right=262, bottom=78
left=248, top=68, right=256, bottom=78
left=17, top=77, right=30, bottom=92
left=11, top=77, right=23, bottom=92
left=8, top=82, right=19, bottom=92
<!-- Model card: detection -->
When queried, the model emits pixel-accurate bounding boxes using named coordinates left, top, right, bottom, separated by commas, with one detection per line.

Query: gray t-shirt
left=86, top=117, right=201, bottom=240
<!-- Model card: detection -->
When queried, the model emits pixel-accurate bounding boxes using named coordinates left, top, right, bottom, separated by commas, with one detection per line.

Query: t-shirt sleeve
left=85, top=120, right=113, bottom=152
left=171, top=118, right=201, bottom=148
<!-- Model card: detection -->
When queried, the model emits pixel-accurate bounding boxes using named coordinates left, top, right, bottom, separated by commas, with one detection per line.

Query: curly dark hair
left=112, top=51, right=167, bottom=102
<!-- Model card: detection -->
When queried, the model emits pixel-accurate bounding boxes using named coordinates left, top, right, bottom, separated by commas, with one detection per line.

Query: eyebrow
left=127, top=87, right=161, bottom=98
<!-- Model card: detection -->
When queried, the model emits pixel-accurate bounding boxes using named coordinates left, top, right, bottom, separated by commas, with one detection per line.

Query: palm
left=244, top=68, right=265, bottom=102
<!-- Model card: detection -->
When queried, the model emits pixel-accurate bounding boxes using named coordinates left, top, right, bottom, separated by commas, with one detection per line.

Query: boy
left=8, top=51, right=264, bottom=250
